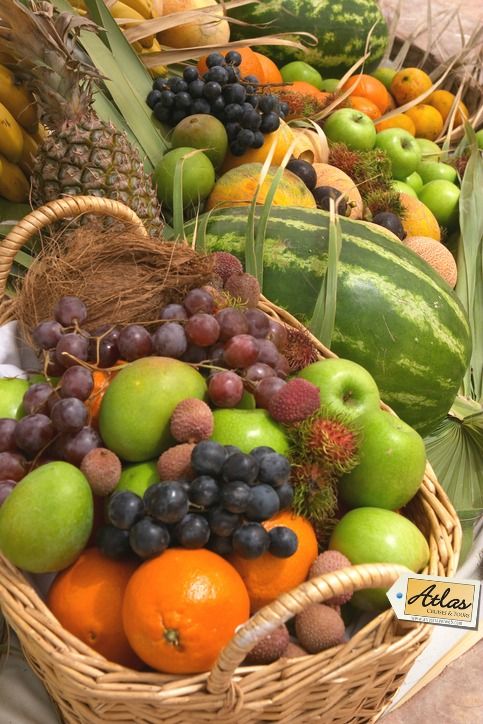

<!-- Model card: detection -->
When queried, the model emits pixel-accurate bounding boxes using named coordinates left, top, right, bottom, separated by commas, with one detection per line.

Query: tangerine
left=426, top=90, right=469, bottom=126
left=254, top=51, right=283, bottom=84
left=220, top=119, right=296, bottom=172
left=404, top=104, right=444, bottom=141
left=349, top=95, right=382, bottom=121
left=399, top=192, right=441, bottom=241
left=341, top=73, right=390, bottom=113
left=197, top=46, right=263, bottom=81
left=122, top=548, right=250, bottom=674
left=375, top=113, right=416, bottom=135
left=47, top=548, right=141, bottom=668
left=87, top=363, right=126, bottom=426
left=230, top=511, right=318, bottom=612
left=390, top=67, right=432, bottom=106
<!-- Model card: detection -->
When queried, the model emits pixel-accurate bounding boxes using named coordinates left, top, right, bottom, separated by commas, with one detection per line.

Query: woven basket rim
left=0, top=196, right=462, bottom=723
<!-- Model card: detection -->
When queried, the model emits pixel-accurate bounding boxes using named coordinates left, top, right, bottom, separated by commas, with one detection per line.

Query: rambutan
left=270, top=87, right=331, bottom=120
left=211, top=251, right=243, bottom=283
left=299, top=413, right=360, bottom=474
left=283, top=327, right=320, bottom=372
left=291, top=460, right=338, bottom=522
left=268, top=378, right=320, bottom=424
left=365, top=189, right=405, bottom=219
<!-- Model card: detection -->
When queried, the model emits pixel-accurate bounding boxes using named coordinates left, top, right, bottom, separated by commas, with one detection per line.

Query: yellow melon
left=205, top=163, right=317, bottom=211
left=157, top=0, right=229, bottom=49
left=399, top=193, right=441, bottom=241
left=402, top=236, right=457, bottom=287
left=221, top=121, right=295, bottom=173
left=312, top=163, right=363, bottom=220
left=292, top=128, right=330, bottom=165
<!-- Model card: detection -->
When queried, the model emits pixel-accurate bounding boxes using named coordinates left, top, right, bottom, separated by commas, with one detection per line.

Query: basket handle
left=0, top=195, right=148, bottom=297
left=206, top=562, right=409, bottom=695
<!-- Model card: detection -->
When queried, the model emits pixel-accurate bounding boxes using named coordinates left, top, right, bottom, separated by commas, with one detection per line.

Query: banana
left=110, top=2, right=154, bottom=48
left=31, top=123, right=48, bottom=144
left=152, top=0, right=163, bottom=17
left=0, top=64, right=38, bottom=133
left=0, top=101, right=24, bottom=163
left=122, top=0, right=153, bottom=19
left=137, top=38, right=168, bottom=78
left=19, top=127, right=39, bottom=176
left=0, top=153, right=30, bottom=203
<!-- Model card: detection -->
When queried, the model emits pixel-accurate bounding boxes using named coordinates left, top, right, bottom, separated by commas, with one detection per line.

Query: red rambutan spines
left=295, top=409, right=360, bottom=475
left=283, top=327, right=320, bottom=372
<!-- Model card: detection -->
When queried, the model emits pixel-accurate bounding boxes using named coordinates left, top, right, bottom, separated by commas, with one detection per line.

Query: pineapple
left=0, top=0, right=162, bottom=231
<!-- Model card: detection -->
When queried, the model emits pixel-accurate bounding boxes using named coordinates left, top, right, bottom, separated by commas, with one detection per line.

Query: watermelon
left=229, top=0, right=388, bottom=78
left=188, top=206, right=471, bottom=436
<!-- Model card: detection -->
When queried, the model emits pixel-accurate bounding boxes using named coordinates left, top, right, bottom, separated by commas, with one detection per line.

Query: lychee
left=283, top=327, right=320, bottom=372
left=157, top=443, right=195, bottom=481
left=283, top=641, right=308, bottom=658
left=211, top=251, right=244, bottom=283
left=308, top=550, right=353, bottom=606
left=244, top=624, right=290, bottom=665
left=80, top=447, right=122, bottom=496
left=224, top=272, right=261, bottom=308
left=268, top=378, right=320, bottom=424
left=294, top=603, right=345, bottom=654
left=170, top=398, right=214, bottom=443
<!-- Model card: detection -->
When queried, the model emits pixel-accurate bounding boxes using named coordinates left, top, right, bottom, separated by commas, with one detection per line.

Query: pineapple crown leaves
left=0, top=0, right=103, bottom=123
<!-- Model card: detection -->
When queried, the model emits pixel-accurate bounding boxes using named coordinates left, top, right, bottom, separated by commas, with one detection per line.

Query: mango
left=99, top=357, right=207, bottom=462
left=0, top=461, right=93, bottom=573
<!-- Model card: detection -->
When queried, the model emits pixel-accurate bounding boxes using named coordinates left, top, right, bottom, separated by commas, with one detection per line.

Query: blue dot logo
left=396, top=592, right=403, bottom=599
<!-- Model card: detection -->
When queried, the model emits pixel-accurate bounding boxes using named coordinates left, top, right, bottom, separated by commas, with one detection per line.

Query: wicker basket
left=0, top=196, right=461, bottom=724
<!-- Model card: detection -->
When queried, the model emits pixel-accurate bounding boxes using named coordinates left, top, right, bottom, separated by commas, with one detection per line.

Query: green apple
left=154, top=147, right=215, bottom=209
left=297, top=358, right=380, bottom=422
left=0, top=461, right=93, bottom=573
left=211, top=408, right=289, bottom=455
left=404, top=171, right=424, bottom=194
left=371, top=66, right=397, bottom=91
left=280, top=60, right=323, bottom=90
left=323, top=109, right=377, bottom=151
left=392, top=180, right=417, bottom=197
left=329, top=507, right=430, bottom=610
left=321, top=78, right=340, bottom=92
left=99, top=357, right=207, bottom=462
left=418, top=180, right=460, bottom=229
left=0, top=378, right=29, bottom=419
left=114, top=460, right=159, bottom=497
left=416, top=138, right=446, bottom=162
left=338, top=409, right=426, bottom=509
left=476, top=129, right=483, bottom=150
left=418, top=161, right=458, bottom=185
left=374, top=128, right=422, bottom=180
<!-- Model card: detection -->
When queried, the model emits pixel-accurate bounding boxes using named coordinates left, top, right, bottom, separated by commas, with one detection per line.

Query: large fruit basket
left=0, top=196, right=461, bottom=723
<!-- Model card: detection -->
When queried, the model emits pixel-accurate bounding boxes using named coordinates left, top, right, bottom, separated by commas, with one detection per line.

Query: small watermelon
left=187, top=206, right=471, bottom=436
left=229, top=0, right=388, bottom=78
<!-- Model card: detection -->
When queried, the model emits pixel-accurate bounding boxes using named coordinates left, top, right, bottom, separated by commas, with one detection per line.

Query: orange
left=390, top=67, right=432, bottom=105
left=426, top=90, right=469, bottom=126
left=47, top=548, right=141, bottom=668
left=349, top=95, right=381, bottom=120
left=220, top=118, right=295, bottom=172
left=230, top=511, right=318, bottom=612
left=197, top=46, right=263, bottom=81
left=386, top=92, right=397, bottom=111
left=87, top=363, right=126, bottom=426
left=254, top=51, right=283, bottom=84
left=375, top=113, right=416, bottom=135
left=404, top=104, right=444, bottom=141
left=122, top=548, right=250, bottom=674
left=399, top=192, right=441, bottom=241
left=341, top=73, right=390, bottom=113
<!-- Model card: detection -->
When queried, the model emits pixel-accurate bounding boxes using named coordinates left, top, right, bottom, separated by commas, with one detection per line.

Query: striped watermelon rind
left=229, top=0, right=389, bottom=78
left=188, top=206, right=471, bottom=436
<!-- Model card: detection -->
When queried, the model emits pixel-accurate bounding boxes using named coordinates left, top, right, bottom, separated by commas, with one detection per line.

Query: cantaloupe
left=292, top=128, right=329, bottom=165
left=205, top=163, right=317, bottom=210
left=312, top=163, right=363, bottom=220
left=403, top=236, right=457, bottom=287
left=399, top=193, right=441, bottom=241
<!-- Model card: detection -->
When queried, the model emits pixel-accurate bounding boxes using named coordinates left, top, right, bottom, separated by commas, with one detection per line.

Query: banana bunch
left=0, top=63, right=43, bottom=204
left=71, top=0, right=168, bottom=77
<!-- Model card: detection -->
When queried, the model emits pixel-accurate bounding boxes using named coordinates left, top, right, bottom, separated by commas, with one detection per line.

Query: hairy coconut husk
left=14, top=224, right=214, bottom=344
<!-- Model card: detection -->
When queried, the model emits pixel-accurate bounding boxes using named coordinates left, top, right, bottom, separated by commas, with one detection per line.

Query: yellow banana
left=122, top=0, right=153, bottom=19
left=0, top=101, right=24, bottom=163
left=31, top=123, right=48, bottom=144
left=111, top=2, right=154, bottom=48
left=137, top=38, right=168, bottom=78
left=19, top=127, right=38, bottom=176
left=0, top=153, right=30, bottom=203
left=0, top=64, right=38, bottom=133
left=152, top=0, right=163, bottom=17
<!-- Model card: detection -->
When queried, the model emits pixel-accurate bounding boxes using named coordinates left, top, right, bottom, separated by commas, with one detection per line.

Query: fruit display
left=188, top=206, right=471, bottom=434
